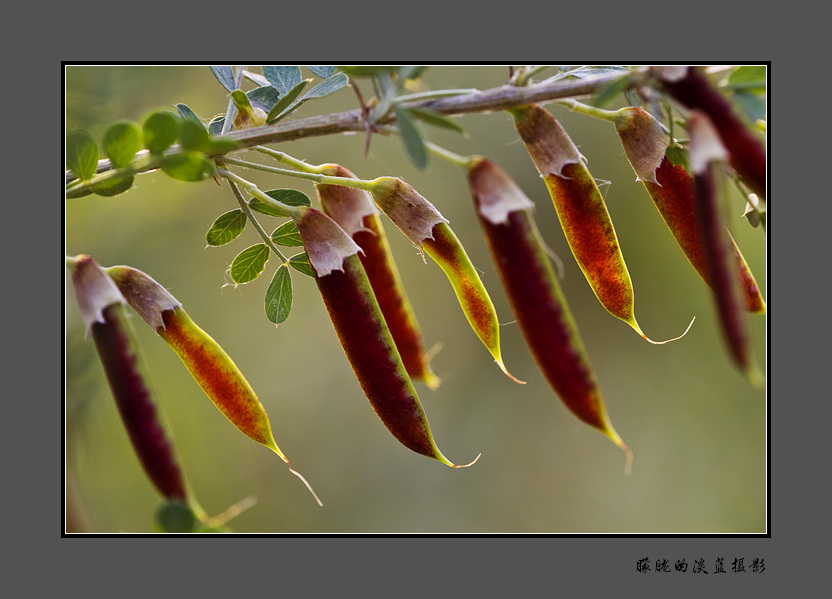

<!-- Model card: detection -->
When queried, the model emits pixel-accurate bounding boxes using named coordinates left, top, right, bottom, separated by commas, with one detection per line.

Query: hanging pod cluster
left=510, top=103, right=693, bottom=344
left=68, top=254, right=322, bottom=508
left=292, top=205, right=479, bottom=468
left=466, top=157, right=632, bottom=471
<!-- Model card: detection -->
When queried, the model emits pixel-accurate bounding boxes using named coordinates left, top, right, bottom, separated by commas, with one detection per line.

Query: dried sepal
left=293, top=206, right=362, bottom=276
left=68, top=254, right=128, bottom=335
left=368, top=177, right=448, bottom=249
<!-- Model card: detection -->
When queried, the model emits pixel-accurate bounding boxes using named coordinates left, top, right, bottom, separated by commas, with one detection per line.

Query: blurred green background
left=65, top=66, right=767, bottom=534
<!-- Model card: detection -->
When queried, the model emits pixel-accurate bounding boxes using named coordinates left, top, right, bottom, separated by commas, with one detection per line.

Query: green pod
left=467, top=158, right=631, bottom=469
left=69, top=255, right=188, bottom=501
left=369, top=177, right=523, bottom=383
left=294, top=207, right=476, bottom=467
left=611, top=106, right=765, bottom=314
left=511, top=104, right=685, bottom=344
left=315, top=164, right=441, bottom=389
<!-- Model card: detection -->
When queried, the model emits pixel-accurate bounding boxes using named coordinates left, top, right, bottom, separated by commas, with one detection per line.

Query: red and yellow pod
left=68, top=254, right=188, bottom=502
left=105, top=264, right=322, bottom=505
left=315, top=163, right=441, bottom=389
left=368, top=176, right=523, bottom=384
left=511, top=104, right=688, bottom=344
left=467, top=158, right=631, bottom=470
left=567, top=102, right=766, bottom=314
left=659, top=66, right=766, bottom=199
left=688, top=111, right=763, bottom=384
left=294, top=206, right=477, bottom=467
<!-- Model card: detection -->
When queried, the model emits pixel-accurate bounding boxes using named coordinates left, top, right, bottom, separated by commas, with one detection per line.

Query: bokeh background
left=65, top=65, right=767, bottom=534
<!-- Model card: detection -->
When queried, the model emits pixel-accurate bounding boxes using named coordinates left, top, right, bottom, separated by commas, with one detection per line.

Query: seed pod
left=368, top=176, right=523, bottom=383
left=511, top=104, right=686, bottom=344
left=688, top=111, right=762, bottom=384
left=315, top=164, right=441, bottom=389
left=611, top=105, right=766, bottom=314
left=467, top=158, right=632, bottom=470
left=294, top=206, right=477, bottom=467
left=659, top=66, right=766, bottom=199
left=68, top=255, right=188, bottom=501
left=106, top=264, right=322, bottom=505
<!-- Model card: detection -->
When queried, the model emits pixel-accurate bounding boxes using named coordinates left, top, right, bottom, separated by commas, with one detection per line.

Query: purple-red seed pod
left=659, top=66, right=766, bottom=199
left=688, top=111, right=762, bottom=384
left=69, top=254, right=188, bottom=501
left=294, top=206, right=477, bottom=467
left=467, top=158, right=631, bottom=470
left=612, top=105, right=766, bottom=314
left=315, top=164, right=441, bottom=389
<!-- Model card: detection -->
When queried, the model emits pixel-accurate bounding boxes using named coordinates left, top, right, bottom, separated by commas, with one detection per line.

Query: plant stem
left=67, top=69, right=644, bottom=185
left=424, top=141, right=473, bottom=169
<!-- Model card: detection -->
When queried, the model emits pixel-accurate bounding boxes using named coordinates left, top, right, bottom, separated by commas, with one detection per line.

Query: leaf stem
left=216, top=167, right=303, bottom=219
left=224, top=176, right=287, bottom=262
left=220, top=156, right=380, bottom=192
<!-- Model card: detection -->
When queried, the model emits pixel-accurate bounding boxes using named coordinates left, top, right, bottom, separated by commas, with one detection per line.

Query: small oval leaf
left=394, top=106, right=428, bottom=169
left=249, top=188, right=313, bottom=217
left=103, top=120, right=143, bottom=168
left=210, top=65, right=237, bottom=92
left=230, top=244, right=270, bottom=284
left=288, top=253, right=314, bottom=277
left=263, top=65, right=302, bottom=95
left=406, top=106, right=465, bottom=134
left=143, top=111, right=181, bottom=155
left=302, top=72, right=349, bottom=100
left=176, top=103, right=204, bottom=127
left=307, top=65, right=336, bottom=78
left=270, top=220, right=304, bottom=246
left=160, top=151, right=215, bottom=181
left=266, top=79, right=310, bottom=123
left=91, top=173, right=134, bottom=197
left=66, top=130, right=100, bottom=181
left=207, top=209, right=247, bottom=246
left=265, top=264, right=293, bottom=324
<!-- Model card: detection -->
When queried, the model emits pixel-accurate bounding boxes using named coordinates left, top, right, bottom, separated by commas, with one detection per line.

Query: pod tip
left=638, top=315, right=696, bottom=345
left=496, top=358, right=526, bottom=385
left=450, top=452, right=482, bottom=469
left=287, top=464, right=323, bottom=507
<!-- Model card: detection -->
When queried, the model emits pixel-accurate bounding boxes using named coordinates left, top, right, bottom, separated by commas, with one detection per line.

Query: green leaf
left=230, top=244, right=270, bottom=284
left=179, top=119, right=210, bottom=151
left=247, top=86, right=281, bottom=112
left=143, top=111, right=181, bottom=155
left=206, top=209, right=247, bottom=246
left=231, top=89, right=254, bottom=111
left=591, top=73, right=633, bottom=108
left=266, top=79, right=310, bottom=123
left=406, top=106, right=465, bottom=134
left=176, top=103, right=204, bottom=127
left=263, top=65, right=303, bottom=96
left=733, top=91, right=767, bottom=123
left=308, top=65, right=336, bottom=78
left=102, top=120, right=142, bottom=168
left=210, top=65, right=236, bottom=92
left=249, top=189, right=312, bottom=216
left=66, top=130, right=99, bottom=180
left=394, top=106, right=428, bottom=169
left=160, top=151, right=215, bottom=181
left=288, top=252, right=314, bottom=277
left=270, top=220, right=304, bottom=246
left=91, top=173, right=134, bottom=197
left=265, top=264, right=293, bottom=324
left=397, top=65, right=427, bottom=82
left=728, top=66, right=767, bottom=92
left=302, top=72, right=349, bottom=100
left=208, top=115, right=225, bottom=136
